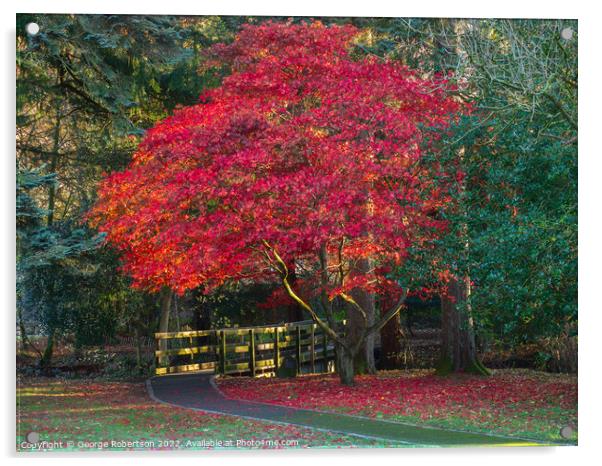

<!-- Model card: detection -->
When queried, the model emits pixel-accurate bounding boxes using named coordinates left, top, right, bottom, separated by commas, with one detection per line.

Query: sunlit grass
left=17, top=377, right=397, bottom=451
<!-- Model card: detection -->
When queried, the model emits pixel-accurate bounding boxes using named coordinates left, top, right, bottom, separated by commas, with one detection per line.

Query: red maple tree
left=89, top=21, right=468, bottom=384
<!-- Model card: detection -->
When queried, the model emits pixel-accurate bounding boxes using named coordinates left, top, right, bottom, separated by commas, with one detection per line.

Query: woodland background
left=16, top=15, right=577, bottom=377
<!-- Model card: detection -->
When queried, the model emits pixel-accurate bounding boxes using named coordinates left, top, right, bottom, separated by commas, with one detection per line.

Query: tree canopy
left=89, top=21, right=466, bottom=297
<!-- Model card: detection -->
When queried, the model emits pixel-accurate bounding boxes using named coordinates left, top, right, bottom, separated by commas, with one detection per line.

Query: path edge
left=145, top=377, right=420, bottom=447
left=209, top=375, right=563, bottom=447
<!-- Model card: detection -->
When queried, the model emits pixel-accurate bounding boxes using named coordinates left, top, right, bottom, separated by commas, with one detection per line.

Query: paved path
left=147, top=373, right=548, bottom=447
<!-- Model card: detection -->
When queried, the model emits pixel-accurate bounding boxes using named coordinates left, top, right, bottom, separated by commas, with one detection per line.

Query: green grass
left=310, top=403, right=578, bottom=444
left=376, top=408, right=575, bottom=444
left=16, top=377, right=398, bottom=451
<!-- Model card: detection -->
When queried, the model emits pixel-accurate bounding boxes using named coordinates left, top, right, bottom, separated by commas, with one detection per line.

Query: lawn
left=16, top=376, right=397, bottom=451
left=216, top=369, right=577, bottom=444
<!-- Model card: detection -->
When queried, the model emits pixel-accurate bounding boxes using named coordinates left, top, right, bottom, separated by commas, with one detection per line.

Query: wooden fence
left=154, top=320, right=336, bottom=377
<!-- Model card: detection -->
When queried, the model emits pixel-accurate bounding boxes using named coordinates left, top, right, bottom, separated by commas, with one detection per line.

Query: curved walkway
left=147, top=373, right=549, bottom=448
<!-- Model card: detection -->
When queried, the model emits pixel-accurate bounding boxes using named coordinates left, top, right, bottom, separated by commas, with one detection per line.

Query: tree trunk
left=349, top=258, right=376, bottom=374
left=173, top=294, right=180, bottom=331
left=277, top=243, right=406, bottom=386
left=158, top=288, right=173, bottom=366
left=47, top=72, right=63, bottom=226
left=379, top=295, right=415, bottom=369
left=194, top=291, right=212, bottom=330
left=336, top=342, right=355, bottom=385
left=18, top=306, right=42, bottom=358
left=39, top=328, right=55, bottom=372
left=379, top=299, right=404, bottom=369
left=348, top=290, right=376, bottom=374
left=345, top=302, right=363, bottom=375
left=436, top=275, right=489, bottom=375
left=38, top=92, right=62, bottom=372
left=363, top=323, right=376, bottom=373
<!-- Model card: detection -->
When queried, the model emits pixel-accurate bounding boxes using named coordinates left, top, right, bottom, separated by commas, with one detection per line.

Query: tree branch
left=339, top=292, right=368, bottom=323
left=263, top=240, right=347, bottom=348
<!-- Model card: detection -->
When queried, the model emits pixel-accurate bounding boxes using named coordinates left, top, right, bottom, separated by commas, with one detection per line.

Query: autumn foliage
left=89, top=21, right=466, bottom=307
left=217, top=370, right=577, bottom=441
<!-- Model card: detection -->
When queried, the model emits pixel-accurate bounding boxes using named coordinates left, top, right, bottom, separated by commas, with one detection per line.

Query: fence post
left=212, top=330, right=218, bottom=373
left=274, top=327, right=280, bottom=373
left=219, top=330, right=226, bottom=375
left=249, top=329, right=256, bottom=377
left=296, top=325, right=302, bottom=375
left=155, top=335, right=160, bottom=371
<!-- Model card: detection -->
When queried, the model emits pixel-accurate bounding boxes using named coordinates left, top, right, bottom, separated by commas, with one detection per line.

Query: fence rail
left=154, top=320, right=336, bottom=377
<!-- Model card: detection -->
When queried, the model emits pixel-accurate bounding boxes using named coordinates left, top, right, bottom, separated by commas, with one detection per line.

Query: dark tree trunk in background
left=436, top=276, right=489, bottom=375
left=18, top=306, right=42, bottom=358
left=192, top=288, right=212, bottom=331
left=194, top=301, right=212, bottom=330
left=192, top=291, right=213, bottom=350
left=39, top=328, right=56, bottom=371
left=39, top=93, right=62, bottom=371
left=159, top=288, right=173, bottom=333
left=173, top=294, right=180, bottom=331
left=379, top=299, right=404, bottom=369
left=158, top=288, right=173, bottom=366
left=379, top=295, right=414, bottom=369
